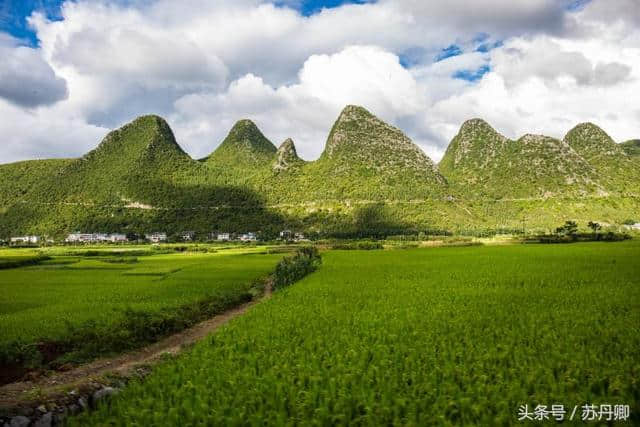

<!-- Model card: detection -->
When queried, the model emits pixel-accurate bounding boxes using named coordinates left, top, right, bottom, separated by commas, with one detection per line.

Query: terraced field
left=71, top=241, right=640, bottom=425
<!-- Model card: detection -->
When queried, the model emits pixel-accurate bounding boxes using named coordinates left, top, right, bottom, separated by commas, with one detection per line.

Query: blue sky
left=0, top=0, right=64, bottom=45
left=278, top=0, right=374, bottom=16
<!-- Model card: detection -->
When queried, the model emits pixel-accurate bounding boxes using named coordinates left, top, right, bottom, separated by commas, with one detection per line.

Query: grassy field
left=70, top=241, right=639, bottom=426
left=0, top=245, right=284, bottom=376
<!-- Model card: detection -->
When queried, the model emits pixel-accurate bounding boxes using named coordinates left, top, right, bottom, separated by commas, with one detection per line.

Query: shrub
left=330, top=241, right=383, bottom=250
left=272, top=246, right=322, bottom=291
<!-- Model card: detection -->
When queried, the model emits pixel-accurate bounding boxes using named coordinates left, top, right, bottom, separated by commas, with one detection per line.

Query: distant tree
left=587, top=221, right=601, bottom=235
left=555, top=220, right=578, bottom=237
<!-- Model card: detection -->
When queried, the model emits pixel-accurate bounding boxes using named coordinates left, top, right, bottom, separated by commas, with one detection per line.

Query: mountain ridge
left=1, top=106, right=638, bottom=237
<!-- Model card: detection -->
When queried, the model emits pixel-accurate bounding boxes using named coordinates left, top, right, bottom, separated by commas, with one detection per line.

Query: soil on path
left=0, top=282, right=273, bottom=413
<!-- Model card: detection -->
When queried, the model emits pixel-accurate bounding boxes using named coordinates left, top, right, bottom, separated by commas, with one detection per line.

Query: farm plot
left=72, top=241, right=640, bottom=426
left=0, top=249, right=284, bottom=377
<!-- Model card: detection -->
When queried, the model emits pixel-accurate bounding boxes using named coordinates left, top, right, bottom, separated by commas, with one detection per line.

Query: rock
left=9, top=416, right=30, bottom=427
left=92, top=387, right=118, bottom=406
left=33, top=412, right=52, bottom=427
left=36, top=405, right=47, bottom=414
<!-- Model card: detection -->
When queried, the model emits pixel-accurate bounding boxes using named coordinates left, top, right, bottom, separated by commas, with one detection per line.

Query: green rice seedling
left=71, top=241, right=640, bottom=426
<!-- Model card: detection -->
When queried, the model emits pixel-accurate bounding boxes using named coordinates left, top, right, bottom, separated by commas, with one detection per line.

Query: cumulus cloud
left=0, top=0, right=638, bottom=165
left=0, top=100, right=107, bottom=163
left=427, top=25, right=640, bottom=147
left=171, top=45, right=426, bottom=159
left=0, top=34, right=67, bottom=108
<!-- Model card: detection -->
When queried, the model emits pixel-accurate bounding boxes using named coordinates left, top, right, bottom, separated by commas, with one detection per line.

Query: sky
left=0, top=0, right=639, bottom=163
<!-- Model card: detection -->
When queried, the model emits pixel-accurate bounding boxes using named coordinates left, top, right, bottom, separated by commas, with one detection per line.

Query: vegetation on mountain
left=0, top=107, right=638, bottom=237
left=205, top=119, right=277, bottom=166
left=620, top=139, right=640, bottom=157
left=439, top=119, right=603, bottom=198
left=272, top=138, right=304, bottom=172
left=0, top=159, right=73, bottom=208
left=564, top=123, right=640, bottom=194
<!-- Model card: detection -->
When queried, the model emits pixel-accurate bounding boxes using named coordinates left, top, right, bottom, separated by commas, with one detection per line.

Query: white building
left=65, top=233, right=129, bottom=243
left=181, top=231, right=195, bottom=241
left=109, top=234, right=128, bottom=243
left=279, top=230, right=293, bottom=240
left=280, top=230, right=306, bottom=241
left=146, top=232, right=167, bottom=243
left=10, top=236, right=40, bottom=244
left=240, top=232, right=257, bottom=242
left=216, top=233, right=230, bottom=241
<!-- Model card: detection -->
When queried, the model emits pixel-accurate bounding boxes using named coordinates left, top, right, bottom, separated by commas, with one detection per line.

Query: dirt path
left=0, top=282, right=273, bottom=412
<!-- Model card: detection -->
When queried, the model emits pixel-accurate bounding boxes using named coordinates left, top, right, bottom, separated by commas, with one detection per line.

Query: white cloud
left=0, top=0, right=638, bottom=165
left=0, top=34, right=67, bottom=108
left=172, top=45, right=426, bottom=160
left=0, top=100, right=107, bottom=163
left=428, top=22, right=640, bottom=147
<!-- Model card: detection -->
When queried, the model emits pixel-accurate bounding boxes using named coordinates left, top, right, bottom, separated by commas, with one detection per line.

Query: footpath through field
left=0, top=281, right=273, bottom=412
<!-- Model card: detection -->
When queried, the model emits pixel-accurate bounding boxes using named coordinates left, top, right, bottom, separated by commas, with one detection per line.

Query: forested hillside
left=1, top=106, right=638, bottom=238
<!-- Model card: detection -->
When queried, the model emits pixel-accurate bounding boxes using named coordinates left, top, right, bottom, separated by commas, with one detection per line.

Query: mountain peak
left=321, top=105, right=445, bottom=188
left=459, top=118, right=495, bottom=132
left=456, top=118, right=505, bottom=144
left=439, top=118, right=509, bottom=171
left=339, top=104, right=373, bottom=117
left=564, top=122, right=620, bottom=158
left=86, top=114, right=186, bottom=162
left=273, top=138, right=303, bottom=172
left=207, top=119, right=277, bottom=165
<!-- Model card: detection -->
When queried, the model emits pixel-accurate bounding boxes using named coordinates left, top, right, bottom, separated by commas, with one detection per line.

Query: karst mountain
left=0, top=105, right=638, bottom=237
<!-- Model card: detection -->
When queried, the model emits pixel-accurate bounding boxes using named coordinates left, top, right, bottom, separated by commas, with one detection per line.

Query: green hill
left=272, top=138, right=304, bottom=172
left=0, top=159, right=74, bottom=209
left=0, top=116, right=283, bottom=237
left=564, top=123, right=640, bottom=194
left=47, top=115, right=194, bottom=204
left=439, top=119, right=602, bottom=199
left=205, top=119, right=277, bottom=166
left=264, top=105, right=446, bottom=203
left=0, top=106, right=638, bottom=238
left=620, top=139, right=640, bottom=157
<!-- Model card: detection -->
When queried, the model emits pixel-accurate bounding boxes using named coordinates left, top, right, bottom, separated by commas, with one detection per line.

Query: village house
left=10, top=236, right=40, bottom=244
left=280, top=230, right=306, bottom=241
left=181, top=231, right=196, bottom=241
left=240, top=232, right=257, bottom=242
left=216, top=233, right=231, bottom=241
left=65, top=233, right=129, bottom=243
left=146, top=232, right=167, bottom=243
left=279, top=230, right=293, bottom=240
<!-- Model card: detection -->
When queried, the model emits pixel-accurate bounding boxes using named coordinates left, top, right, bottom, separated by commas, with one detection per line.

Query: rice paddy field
left=0, top=245, right=284, bottom=373
left=66, top=241, right=640, bottom=426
